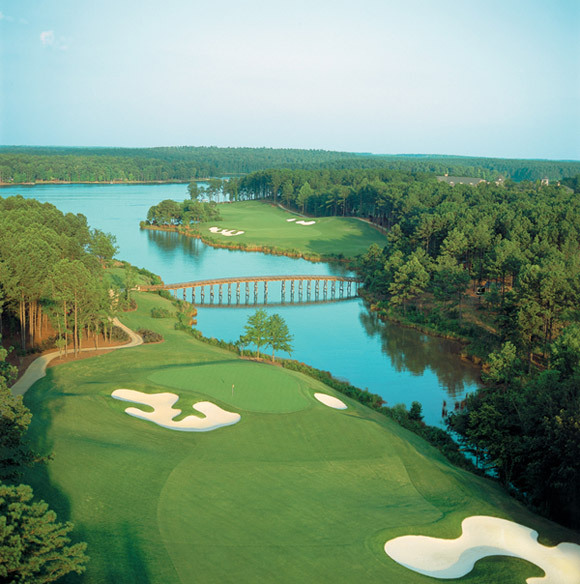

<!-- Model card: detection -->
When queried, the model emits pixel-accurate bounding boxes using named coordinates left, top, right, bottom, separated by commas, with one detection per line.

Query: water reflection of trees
left=359, top=310, right=481, bottom=400
left=145, top=229, right=206, bottom=257
left=325, top=262, right=355, bottom=278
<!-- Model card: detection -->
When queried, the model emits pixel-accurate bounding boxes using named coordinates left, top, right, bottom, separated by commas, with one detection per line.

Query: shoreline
left=141, top=224, right=351, bottom=264
left=0, top=180, right=191, bottom=187
left=360, top=292, right=484, bottom=369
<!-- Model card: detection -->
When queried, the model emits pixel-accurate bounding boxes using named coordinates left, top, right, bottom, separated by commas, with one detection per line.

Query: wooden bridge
left=137, top=275, right=361, bottom=305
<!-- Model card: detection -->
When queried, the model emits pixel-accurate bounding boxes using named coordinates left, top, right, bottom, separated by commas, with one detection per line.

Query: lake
left=1, top=182, right=481, bottom=425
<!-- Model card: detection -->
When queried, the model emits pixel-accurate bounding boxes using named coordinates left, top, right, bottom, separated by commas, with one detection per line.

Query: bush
left=136, top=329, right=163, bottom=343
left=151, top=307, right=172, bottom=318
left=110, top=326, right=130, bottom=342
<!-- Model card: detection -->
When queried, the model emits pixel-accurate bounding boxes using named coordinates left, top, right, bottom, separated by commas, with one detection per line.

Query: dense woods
left=0, top=196, right=122, bottom=355
left=1, top=146, right=579, bottom=184
left=0, top=197, right=159, bottom=581
left=316, top=171, right=579, bottom=526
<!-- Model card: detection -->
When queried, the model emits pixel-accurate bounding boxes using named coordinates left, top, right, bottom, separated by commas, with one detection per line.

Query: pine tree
left=0, top=482, right=88, bottom=583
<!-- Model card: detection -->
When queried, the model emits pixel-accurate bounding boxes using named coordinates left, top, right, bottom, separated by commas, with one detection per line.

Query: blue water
left=1, top=183, right=481, bottom=425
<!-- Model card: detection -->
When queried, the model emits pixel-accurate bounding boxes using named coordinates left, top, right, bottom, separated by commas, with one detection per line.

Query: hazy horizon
left=1, top=0, right=578, bottom=160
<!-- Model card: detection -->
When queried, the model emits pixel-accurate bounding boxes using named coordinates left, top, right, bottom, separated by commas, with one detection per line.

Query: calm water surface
left=2, top=183, right=481, bottom=425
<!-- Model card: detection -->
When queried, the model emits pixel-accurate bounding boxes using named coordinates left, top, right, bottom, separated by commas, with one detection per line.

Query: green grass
left=197, top=201, right=387, bottom=258
left=22, top=292, right=578, bottom=584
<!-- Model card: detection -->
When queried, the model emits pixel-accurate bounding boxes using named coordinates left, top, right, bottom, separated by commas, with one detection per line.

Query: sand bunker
left=384, top=515, right=580, bottom=583
left=209, top=227, right=245, bottom=237
left=314, top=393, right=347, bottom=410
left=111, top=389, right=241, bottom=432
left=286, top=218, right=296, bottom=222
left=296, top=220, right=316, bottom=226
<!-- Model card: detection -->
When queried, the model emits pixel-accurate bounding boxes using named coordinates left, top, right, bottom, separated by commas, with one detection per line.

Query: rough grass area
left=21, top=292, right=578, bottom=584
left=198, top=201, right=387, bottom=259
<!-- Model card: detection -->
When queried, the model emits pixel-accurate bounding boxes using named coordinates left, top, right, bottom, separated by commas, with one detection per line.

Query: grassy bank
left=21, top=291, right=579, bottom=583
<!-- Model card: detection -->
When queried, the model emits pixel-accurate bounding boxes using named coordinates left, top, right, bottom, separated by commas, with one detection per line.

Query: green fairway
left=22, top=292, right=578, bottom=584
left=198, top=201, right=387, bottom=258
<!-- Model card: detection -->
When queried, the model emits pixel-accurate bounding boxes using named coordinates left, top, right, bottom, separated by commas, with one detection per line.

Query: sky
left=0, top=0, right=579, bottom=159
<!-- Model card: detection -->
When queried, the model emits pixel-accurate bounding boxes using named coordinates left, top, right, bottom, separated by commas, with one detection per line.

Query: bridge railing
left=136, top=275, right=361, bottom=306
left=137, top=274, right=359, bottom=292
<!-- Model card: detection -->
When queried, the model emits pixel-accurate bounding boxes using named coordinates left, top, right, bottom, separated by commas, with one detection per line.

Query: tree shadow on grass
left=22, top=371, right=160, bottom=584
left=21, top=370, right=71, bottom=515
left=61, top=523, right=155, bottom=584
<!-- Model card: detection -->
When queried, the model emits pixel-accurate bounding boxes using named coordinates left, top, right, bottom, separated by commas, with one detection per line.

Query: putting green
left=147, top=360, right=312, bottom=413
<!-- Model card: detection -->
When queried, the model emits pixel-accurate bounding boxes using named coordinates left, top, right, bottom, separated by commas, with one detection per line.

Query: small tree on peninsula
left=266, top=313, right=293, bottom=362
left=240, top=310, right=293, bottom=361
left=241, top=309, right=269, bottom=359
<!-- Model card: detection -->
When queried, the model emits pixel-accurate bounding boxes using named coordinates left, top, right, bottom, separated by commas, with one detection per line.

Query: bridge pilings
left=143, top=276, right=360, bottom=307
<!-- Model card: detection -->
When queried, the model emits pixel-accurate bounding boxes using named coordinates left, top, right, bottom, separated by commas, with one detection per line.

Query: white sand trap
left=296, top=220, right=316, bottom=225
left=384, top=515, right=580, bottom=583
left=111, top=389, right=241, bottom=432
left=208, top=227, right=244, bottom=237
left=314, top=392, right=347, bottom=410
left=286, top=218, right=296, bottom=222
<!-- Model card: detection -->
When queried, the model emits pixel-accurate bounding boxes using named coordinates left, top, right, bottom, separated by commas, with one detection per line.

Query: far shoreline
left=0, top=179, right=192, bottom=187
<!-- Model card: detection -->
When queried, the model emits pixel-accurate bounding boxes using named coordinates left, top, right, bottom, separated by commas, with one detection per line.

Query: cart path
left=10, top=318, right=143, bottom=397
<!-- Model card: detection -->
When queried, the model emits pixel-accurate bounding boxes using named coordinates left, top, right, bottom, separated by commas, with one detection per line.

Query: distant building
left=541, top=177, right=549, bottom=186
left=437, top=176, right=486, bottom=186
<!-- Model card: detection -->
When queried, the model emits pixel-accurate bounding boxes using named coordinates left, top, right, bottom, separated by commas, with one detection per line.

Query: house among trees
left=437, top=175, right=486, bottom=186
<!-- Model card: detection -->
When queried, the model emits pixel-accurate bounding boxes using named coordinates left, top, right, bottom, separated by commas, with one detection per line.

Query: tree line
left=0, top=196, right=163, bottom=581
left=2, top=146, right=579, bottom=184
left=346, top=176, right=580, bottom=527
left=0, top=196, right=121, bottom=355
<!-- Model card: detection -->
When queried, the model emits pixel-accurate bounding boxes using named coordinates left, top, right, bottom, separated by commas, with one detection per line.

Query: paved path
left=10, top=318, right=143, bottom=397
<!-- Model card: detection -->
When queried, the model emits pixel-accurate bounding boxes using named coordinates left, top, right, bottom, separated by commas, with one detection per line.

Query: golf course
left=21, top=291, right=580, bottom=583
left=194, top=201, right=386, bottom=258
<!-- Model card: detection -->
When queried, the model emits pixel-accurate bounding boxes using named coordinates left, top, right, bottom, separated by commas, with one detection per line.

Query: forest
left=0, top=196, right=124, bottom=355
left=2, top=145, right=580, bottom=184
